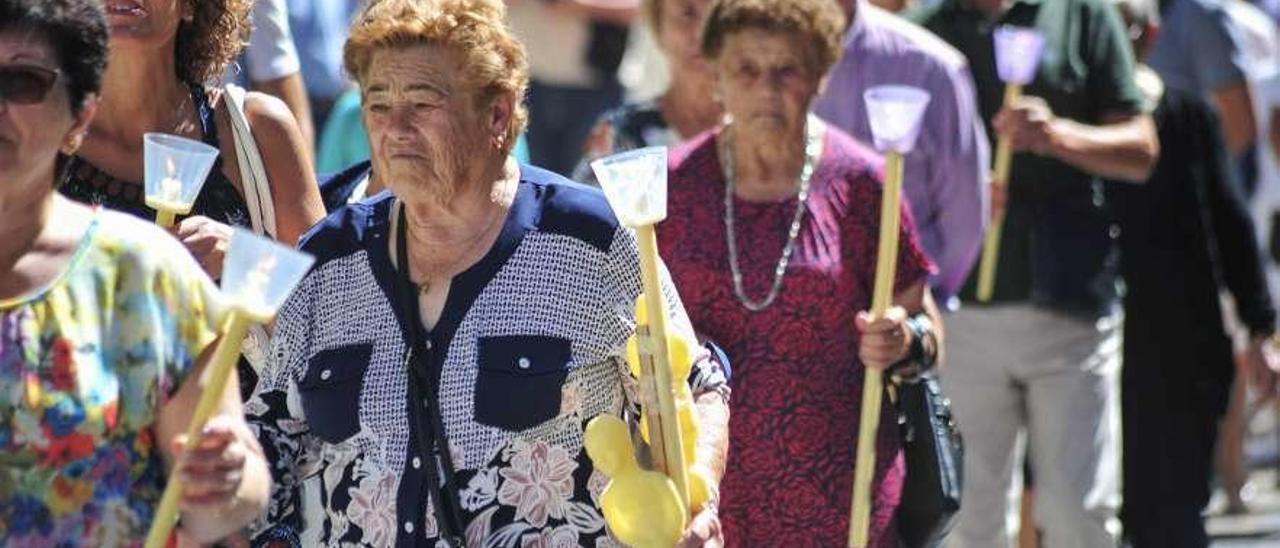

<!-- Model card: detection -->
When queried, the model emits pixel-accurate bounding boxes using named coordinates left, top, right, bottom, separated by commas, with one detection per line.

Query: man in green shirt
left=909, top=0, right=1158, bottom=545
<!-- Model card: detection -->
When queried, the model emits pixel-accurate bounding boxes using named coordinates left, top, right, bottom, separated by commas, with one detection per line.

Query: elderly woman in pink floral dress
left=655, top=0, right=944, bottom=545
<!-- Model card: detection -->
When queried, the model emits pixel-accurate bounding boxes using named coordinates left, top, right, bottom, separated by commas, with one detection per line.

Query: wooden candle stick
left=976, top=82, right=1023, bottom=302
left=848, top=150, right=905, bottom=548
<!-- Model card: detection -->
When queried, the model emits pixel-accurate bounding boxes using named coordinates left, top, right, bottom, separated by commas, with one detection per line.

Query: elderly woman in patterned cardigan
left=245, top=0, right=730, bottom=546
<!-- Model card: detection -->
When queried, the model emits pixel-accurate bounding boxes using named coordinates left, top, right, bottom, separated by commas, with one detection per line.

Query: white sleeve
left=244, top=0, right=302, bottom=82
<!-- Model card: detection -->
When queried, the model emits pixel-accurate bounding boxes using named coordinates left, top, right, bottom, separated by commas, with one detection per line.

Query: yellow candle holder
left=586, top=147, right=718, bottom=545
left=144, top=229, right=314, bottom=548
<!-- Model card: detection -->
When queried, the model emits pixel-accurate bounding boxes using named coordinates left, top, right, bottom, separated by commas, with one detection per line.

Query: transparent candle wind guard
left=863, top=86, right=932, bottom=154
left=994, top=26, right=1045, bottom=85
left=221, top=228, right=315, bottom=321
left=591, top=146, right=669, bottom=226
left=143, top=133, right=219, bottom=215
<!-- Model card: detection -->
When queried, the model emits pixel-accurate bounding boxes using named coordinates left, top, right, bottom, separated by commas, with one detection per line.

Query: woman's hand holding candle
left=168, top=416, right=257, bottom=509
left=855, top=306, right=913, bottom=371
left=174, top=216, right=234, bottom=279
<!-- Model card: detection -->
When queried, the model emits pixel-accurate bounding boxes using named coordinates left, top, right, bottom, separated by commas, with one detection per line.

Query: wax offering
left=145, top=229, right=314, bottom=548
left=143, top=132, right=219, bottom=228
left=587, top=147, right=721, bottom=544
left=976, top=26, right=1046, bottom=302
left=849, top=85, right=931, bottom=548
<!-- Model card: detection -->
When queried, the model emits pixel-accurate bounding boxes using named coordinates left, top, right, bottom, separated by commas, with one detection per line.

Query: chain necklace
left=722, top=115, right=824, bottom=312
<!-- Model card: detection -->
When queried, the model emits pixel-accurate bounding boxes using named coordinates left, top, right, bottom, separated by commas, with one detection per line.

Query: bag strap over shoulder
left=223, top=84, right=277, bottom=374
left=222, top=83, right=278, bottom=239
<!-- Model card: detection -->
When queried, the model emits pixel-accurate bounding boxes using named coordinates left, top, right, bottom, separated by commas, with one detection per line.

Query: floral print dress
left=0, top=210, right=224, bottom=546
left=660, top=127, right=934, bottom=546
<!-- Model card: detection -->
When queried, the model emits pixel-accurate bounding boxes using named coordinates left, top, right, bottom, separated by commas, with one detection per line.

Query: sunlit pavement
left=1208, top=468, right=1280, bottom=546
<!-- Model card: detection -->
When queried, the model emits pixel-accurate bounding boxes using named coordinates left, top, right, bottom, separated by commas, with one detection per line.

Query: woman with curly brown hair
left=61, top=0, right=324, bottom=275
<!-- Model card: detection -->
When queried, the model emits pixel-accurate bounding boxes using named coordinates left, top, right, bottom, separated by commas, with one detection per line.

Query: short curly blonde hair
left=344, top=0, right=529, bottom=154
left=700, top=0, right=845, bottom=77
left=175, top=0, right=252, bottom=84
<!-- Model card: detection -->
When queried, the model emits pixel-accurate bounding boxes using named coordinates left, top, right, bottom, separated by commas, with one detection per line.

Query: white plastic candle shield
left=221, top=228, right=315, bottom=321
left=863, top=86, right=932, bottom=154
left=143, top=133, right=219, bottom=215
left=591, top=146, right=669, bottom=226
left=994, top=26, right=1046, bottom=85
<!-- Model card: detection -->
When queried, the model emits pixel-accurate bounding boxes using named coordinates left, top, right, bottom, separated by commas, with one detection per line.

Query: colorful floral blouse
left=0, top=210, right=224, bottom=546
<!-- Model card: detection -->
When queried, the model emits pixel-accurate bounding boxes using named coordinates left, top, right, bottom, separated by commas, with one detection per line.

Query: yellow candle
left=148, top=158, right=191, bottom=228
left=144, top=310, right=252, bottom=548
left=976, top=83, right=1024, bottom=303
left=848, top=151, right=904, bottom=548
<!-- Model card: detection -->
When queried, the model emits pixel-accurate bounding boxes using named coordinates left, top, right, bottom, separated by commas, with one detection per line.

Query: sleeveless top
left=60, top=84, right=252, bottom=229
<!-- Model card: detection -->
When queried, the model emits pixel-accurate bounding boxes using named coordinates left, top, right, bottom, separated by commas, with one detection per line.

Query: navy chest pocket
left=474, top=336, right=571, bottom=432
left=299, top=343, right=372, bottom=444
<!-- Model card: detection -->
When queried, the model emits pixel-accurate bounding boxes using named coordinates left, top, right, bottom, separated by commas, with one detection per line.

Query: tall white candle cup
left=994, top=26, right=1046, bottom=85
left=221, top=228, right=316, bottom=322
left=143, top=133, right=219, bottom=218
left=863, top=85, right=932, bottom=154
left=591, top=146, right=669, bottom=227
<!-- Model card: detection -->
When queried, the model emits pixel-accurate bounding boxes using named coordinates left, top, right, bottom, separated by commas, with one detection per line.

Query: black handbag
left=892, top=373, right=963, bottom=548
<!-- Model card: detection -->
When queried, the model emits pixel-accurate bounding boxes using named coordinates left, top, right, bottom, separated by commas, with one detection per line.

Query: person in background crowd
left=817, top=0, right=989, bottom=307
left=507, top=0, right=640, bottom=176
left=246, top=0, right=730, bottom=545
left=1149, top=0, right=1257, bottom=189
left=1107, top=1, right=1279, bottom=545
left=572, top=0, right=721, bottom=183
left=659, top=0, right=943, bottom=544
left=62, top=0, right=325, bottom=269
left=1211, top=0, right=1280, bottom=517
left=285, top=0, right=359, bottom=138
left=0, top=1, right=270, bottom=544
left=62, top=0, right=326, bottom=399
left=233, top=0, right=316, bottom=150
left=908, top=0, right=1159, bottom=545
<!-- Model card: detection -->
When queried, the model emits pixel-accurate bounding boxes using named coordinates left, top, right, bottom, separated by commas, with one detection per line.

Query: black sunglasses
left=0, top=64, right=61, bottom=105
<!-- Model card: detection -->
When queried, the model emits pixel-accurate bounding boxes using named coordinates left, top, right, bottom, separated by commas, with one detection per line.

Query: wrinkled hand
left=677, top=506, right=723, bottom=548
left=174, top=216, right=233, bottom=279
left=170, top=416, right=249, bottom=513
left=994, top=96, right=1058, bottom=155
left=1245, top=337, right=1280, bottom=395
left=855, top=306, right=912, bottom=372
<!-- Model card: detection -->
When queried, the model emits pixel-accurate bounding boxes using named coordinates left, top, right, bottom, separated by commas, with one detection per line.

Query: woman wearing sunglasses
left=0, top=0, right=270, bottom=545
left=60, top=0, right=324, bottom=277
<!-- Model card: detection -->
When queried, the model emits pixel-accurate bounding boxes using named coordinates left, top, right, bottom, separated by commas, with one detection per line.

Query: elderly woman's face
left=362, top=43, right=494, bottom=202
left=657, top=0, right=715, bottom=82
left=0, top=31, right=91, bottom=200
left=100, top=0, right=186, bottom=47
left=713, top=28, right=821, bottom=136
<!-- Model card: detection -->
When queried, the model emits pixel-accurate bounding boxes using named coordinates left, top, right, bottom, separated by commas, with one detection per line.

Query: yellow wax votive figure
left=145, top=229, right=315, bottom=548
left=585, top=297, right=716, bottom=547
left=976, top=26, right=1046, bottom=302
left=587, top=146, right=718, bottom=546
left=849, top=86, right=931, bottom=548
left=143, top=132, right=219, bottom=228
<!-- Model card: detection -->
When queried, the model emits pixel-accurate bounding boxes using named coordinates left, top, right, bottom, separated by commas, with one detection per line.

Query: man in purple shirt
left=816, top=0, right=990, bottom=305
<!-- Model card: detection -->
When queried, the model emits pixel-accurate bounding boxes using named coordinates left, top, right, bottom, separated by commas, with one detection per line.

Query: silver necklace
left=722, top=115, right=824, bottom=312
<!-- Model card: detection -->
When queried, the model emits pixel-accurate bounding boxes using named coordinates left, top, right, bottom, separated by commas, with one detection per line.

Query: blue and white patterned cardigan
left=247, top=165, right=727, bottom=548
